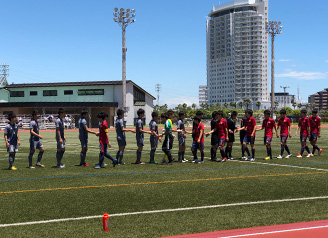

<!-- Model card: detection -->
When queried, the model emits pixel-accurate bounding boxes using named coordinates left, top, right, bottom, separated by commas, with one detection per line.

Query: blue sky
left=1, top=0, right=327, bottom=107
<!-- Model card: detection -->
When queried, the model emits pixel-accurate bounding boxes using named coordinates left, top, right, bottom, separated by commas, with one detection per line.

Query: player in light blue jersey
left=28, top=110, right=45, bottom=169
left=78, top=109, right=97, bottom=167
left=115, top=109, right=135, bottom=165
left=4, top=113, right=20, bottom=170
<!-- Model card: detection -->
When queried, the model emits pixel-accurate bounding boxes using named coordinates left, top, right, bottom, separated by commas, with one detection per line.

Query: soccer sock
left=285, top=146, right=291, bottom=155
left=268, top=147, right=272, bottom=159
left=305, top=146, right=311, bottom=154
left=182, top=151, right=185, bottom=160
left=241, top=146, right=245, bottom=157
left=228, top=147, right=232, bottom=158
left=266, top=147, right=269, bottom=156
left=213, top=148, right=217, bottom=159
left=9, top=154, right=15, bottom=168
left=80, top=152, right=86, bottom=164
left=312, top=145, right=320, bottom=154
left=99, top=153, right=105, bottom=166
left=119, top=151, right=124, bottom=163
left=151, top=149, right=156, bottom=162
left=192, top=150, right=198, bottom=161
left=136, top=151, right=142, bottom=162
left=104, top=153, right=114, bottom=161
left=220, top=149, right=226, bottom=159
left=56, top=151, right=61, bottom=166
left=116, top=151, right=120, bottom=160
left=244, top=147, right=250, bottom=156
left=178, top=152, right=182, bottom=161
left=281, top=145, right=285, bottom=156
left=252, top=149, right=255, bottom=159
left=210, top=147, right=214, bottom=160
left=225, top=147, right=228, bottom=157
left=37, top=151, right=44, bottom=163
left=200, top=151, right=204, bottom=161
left=28, top=153, right=34, bottom=167
left=301, top=146, right=305, bottom=155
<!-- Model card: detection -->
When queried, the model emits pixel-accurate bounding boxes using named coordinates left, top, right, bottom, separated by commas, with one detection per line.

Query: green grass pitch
left=1, top=128, right=328, bottom=237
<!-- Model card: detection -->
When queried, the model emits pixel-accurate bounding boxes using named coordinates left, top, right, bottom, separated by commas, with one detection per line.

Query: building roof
left=4, top=80, right=156, bottom=100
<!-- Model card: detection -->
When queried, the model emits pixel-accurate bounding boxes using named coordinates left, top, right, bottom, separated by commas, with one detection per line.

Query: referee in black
left=225, top=111, right=238, bottom=160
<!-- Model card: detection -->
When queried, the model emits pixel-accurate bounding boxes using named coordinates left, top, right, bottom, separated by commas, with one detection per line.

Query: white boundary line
left=1, top=196, right=328, bottom=228
left=219, top=224, right=328, bottom=238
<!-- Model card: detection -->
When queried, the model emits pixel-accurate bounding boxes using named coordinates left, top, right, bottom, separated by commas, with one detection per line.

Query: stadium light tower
left=266, top=21, right=283, bottom=116
left=280, top=85, right=290, bottom=107
left=113, top=8, right=136, bottom=112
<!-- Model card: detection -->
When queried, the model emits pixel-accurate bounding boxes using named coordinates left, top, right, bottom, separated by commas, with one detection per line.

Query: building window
left=133, top=86, right=145, bottom=103
left=78, top=89, right=104, bottom=96
left=43, top=90, right=57, bottom=96
left=10, top=91, right=24, bottom=97
left=30, top=91, right=38, bottom=96
left=64, top=90, right=73, bottom=95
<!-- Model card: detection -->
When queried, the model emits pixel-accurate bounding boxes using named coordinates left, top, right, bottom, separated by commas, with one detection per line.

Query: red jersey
left=309, top=116, right=321, bottom=133
left=215, top=118, right=228, bottom=139
left=298, top=117, right=309, bottom=136
left=262, top=118, right=276, bottom=137
left=245, top=117, right=256, bottom=136
left=194, top=122, right=204, bottom=143
left=277, top=117, right=291, bottom=135
left=99, top=120, right=109, bottom=144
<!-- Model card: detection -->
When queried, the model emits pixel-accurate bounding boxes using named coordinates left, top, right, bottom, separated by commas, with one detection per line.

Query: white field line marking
left=234, top=160, right=328, bottom=172
left=1, top=196, right=328, bottom=228
left=219, top=224, right=328, bottom=238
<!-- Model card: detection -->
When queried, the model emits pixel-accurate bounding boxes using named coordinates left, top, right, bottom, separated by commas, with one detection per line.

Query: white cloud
left=276, top=69, right=328, bottom=80
left=325, top=60, right=328, bottom=63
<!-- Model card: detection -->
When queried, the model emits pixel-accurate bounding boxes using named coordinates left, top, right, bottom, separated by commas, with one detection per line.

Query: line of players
left=3, top=107, right=322, bottom=170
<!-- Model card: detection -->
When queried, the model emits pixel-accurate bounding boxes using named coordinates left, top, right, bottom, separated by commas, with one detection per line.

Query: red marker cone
left=103, top=213, right=110, bottom=231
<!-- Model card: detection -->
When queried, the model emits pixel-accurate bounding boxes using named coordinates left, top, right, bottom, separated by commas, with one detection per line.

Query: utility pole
left=266, top=21, right=283, bottom=116
left=155, top=83, right=161, bottom=106
left=113, top=8, right=136, bottom=113
left=0, top=63, right=9, bottom=87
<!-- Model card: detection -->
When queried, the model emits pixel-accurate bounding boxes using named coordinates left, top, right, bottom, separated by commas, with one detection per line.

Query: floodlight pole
left=113, top=8, right=136, bottom=112
left=266, top=21, right=282, bottom=116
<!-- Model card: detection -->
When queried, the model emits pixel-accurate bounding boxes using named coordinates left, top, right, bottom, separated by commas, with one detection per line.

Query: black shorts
left=228, top=133, right=235, bottom=143
left=162, top=134, right=174, bottom=151
left=211, top=135, right=218, bottom=146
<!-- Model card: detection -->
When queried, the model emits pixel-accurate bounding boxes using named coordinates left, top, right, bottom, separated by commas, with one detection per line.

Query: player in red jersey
left=236, top=109, right=256, bottom=161
left=187, top=117, right=205, bottom=163
left=309, top=109, right=322, bottom=155
left=276, top=109, right=292, bottom=159
left=206, top=111, right=229, bottom=162
left=257, top=110, right=277, bottom=160
left=295, top=109, right=311, bottom=158
left=94, top=112, right=117, bottom=168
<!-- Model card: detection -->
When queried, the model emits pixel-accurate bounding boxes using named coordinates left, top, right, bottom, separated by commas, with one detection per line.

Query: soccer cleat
left=310, top=153, right=314, bottom=157
left=229, top=157, right=234, bottom=160
left=277, top=155, right=283, bottom=159
left=118, top=162, right=125, bottom=165
left=29, top=166, right=35, bottom=169
left=318, top=149, right=323, bottom=155
left=79, top=163, right=89, bottom=167
left=242, top=156, right=247, bottom=160
left=36, top=163, right=45, bottom=168
left=285, top=154, right=292, bottom=159
left=57, top=164, right=65, bottom=168
left=94, top=165, right=101, bottom=169
left=296, top=153, right=302, bottom=158
left=102, top=163, right=108, bottom=167
left=250, top=158, right=255, bottom=162
left=197, top=160, right=204, bottom=164
left=149, top=161, right=158, bottom=164
left=264, top=156, right=270, bottom=160
left=182, top=158, right=188, bottom=162
left=221, top=158, right=227, bottom=162
left=306, top=153, right=313, bottom=158
left=134, top=161, right=145, bottom=164
left=112, top=159, right=118, bottom=167
left=211, top=158, right=221, bottom=162
left=165, top=161, right=173, bottom=165
left=9, top=166, right=17, bottom=171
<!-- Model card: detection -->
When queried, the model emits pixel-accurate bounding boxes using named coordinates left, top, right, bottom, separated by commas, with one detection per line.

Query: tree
left=297, top=103, right=302, bottom=109
left=191, top=103, right=196, bottom=110
left=256, top=101, right=261, bottom=110
left=238, top=101, right=243, bottom=109
left=311, top=103, right=317, bottom=110
left=230, top=101, right=237, bottom=108
left=224, top=102, right=228, bottom=108
left=243, top=98, right=251, bottom=109
left=305, top=103, right=310, bottom=110
left=292, top=102, right=297, bottom=110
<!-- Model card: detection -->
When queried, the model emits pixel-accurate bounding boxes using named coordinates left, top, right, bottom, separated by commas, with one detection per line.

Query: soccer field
left=1, top=128, right=328, bottom=238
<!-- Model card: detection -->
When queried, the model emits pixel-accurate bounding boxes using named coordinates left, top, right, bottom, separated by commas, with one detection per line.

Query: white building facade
left=207, top=0, right=270, bottom=106
left=199, top=85, right=208, bottom=105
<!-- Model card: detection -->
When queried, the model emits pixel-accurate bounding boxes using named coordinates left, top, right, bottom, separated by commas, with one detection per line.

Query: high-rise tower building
left=207, top=0, right=269, bottom=107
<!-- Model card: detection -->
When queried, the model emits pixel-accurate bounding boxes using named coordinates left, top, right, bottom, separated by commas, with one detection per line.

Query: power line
left=0, top=63, right=9, bottom=87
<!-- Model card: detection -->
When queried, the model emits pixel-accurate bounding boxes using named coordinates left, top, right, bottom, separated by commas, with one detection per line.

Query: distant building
left=270, top=92, right=295, bottom=109
left=309, top=89, right=328, bottom=110
left=199, top=85, right=208, bottom=105
left=207, top=0, right=270, bottom=105
left=0, top=80, right=155, bottom=127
